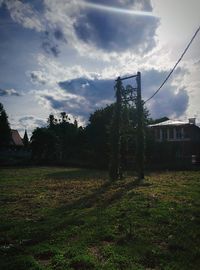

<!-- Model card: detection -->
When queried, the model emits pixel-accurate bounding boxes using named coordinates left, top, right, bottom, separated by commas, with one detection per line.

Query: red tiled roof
left=11, top=130, right=24, bottom=146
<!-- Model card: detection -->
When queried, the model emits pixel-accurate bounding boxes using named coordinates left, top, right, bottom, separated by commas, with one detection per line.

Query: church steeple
left=23, top=129, right=29, bottom=148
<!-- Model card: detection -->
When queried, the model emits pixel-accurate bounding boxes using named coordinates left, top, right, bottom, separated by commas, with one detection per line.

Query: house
left=0, top=130, right=31, bottom=166
left=10, top=129, right=24, bottom=147
left=148, top=118, right=200, bottom=168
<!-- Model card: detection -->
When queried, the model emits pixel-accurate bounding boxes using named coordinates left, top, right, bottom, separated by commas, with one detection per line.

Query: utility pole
left=109, top=77, right=122, bottom=180
left=109, top=72, right=145, bottom=182
left=136, top=72, right=144, bottom=182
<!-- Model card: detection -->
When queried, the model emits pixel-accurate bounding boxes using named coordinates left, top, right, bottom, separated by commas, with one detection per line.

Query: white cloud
left=2, top=0, right=199, bottom=132
left=43, top=0, right=157, bottom=62
left=29, top=53, right=99, bottom=88
left=28, top=71, right=47, bottom=85
left=5, top=0, right=44, bottom=31
left=10, top=115, right=46, bottom=138
left=5, top=0, right=159, bottom=61
left=0, top=88, right=21, bottom=96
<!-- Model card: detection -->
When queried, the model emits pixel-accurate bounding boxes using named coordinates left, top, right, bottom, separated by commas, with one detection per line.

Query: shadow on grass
left=0, top=170, right=143, bottom=264
left=1, top=169, right=200, bottom=270
left=51, top=175, right=141, bottom=214
left=45, top=168, right=108, bottom=181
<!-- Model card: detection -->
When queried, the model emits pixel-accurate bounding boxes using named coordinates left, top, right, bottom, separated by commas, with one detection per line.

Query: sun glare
left=80, top=1, right=158, bottom=17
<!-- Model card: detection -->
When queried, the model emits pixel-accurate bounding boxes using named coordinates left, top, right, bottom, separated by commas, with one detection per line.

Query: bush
left=69, top=254, right=96, bottom=269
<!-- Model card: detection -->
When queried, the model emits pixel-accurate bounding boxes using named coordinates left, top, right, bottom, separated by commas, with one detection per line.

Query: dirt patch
left=34, top=251, right=53, bottom=266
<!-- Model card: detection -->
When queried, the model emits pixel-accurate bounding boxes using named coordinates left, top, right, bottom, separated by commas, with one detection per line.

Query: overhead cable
left=145, top=26, right=200, bottom=103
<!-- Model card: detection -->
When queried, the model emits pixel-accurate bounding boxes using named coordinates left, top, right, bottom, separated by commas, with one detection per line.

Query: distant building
left=10, top=129, right=24, bottom=147
left=0, top=129, right=31, bottom=166
left=148, top=118, right=200, bottom=168
left=149, top=118, right=200, bottom=142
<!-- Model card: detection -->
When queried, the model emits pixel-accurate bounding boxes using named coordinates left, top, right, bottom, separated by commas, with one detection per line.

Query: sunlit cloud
left=0, top=0, right=199, bottom=134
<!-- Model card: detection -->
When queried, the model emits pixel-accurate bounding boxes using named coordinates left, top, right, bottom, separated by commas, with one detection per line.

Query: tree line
left=0, top=102, right=11, bottom=148
left=0, top=101, right=161, bottom=169
left=31, top=103, right=154, bottom=169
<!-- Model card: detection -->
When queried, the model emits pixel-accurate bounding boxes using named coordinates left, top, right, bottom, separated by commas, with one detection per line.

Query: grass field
left=0, top=167, right=200, bottom=269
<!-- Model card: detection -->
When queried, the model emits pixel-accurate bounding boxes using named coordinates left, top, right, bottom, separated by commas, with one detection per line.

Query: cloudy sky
left=0, top=0, right=199, bottom=137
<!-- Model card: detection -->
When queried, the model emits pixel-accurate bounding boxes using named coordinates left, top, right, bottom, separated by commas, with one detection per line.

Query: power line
left=145, top=26, right=200, bottom=104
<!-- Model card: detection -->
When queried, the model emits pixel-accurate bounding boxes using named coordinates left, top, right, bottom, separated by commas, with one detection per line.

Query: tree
left=31, top=113, right=82, bottom=164
left=60, top=112, right=69, bottom=123
left=86, top=104, right=114, bottom=168
left=148, top=116, right=169, bottom=125
left=47, top=114, right=57, bottom=129
left=55, top=120, right=78, bottom=161
left=108, top=82, right=150, bottom=180
left=85, top=101, right=150, bottom=171
left=31, top=127, right=58, bottom=163
left=0, top=102, right=11, bottom=148
left=109, top=78, right=123, bottom=180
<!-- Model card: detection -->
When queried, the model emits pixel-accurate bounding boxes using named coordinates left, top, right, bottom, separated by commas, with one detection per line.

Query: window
left=184, top=128, right=189, bottom=139
left=176, top=128, right=182, bottom=140
left=169, top=128, right=174, bottom=139
left=162, top=128, right=168, bottom=141
left=155, top=129, right=160, bottom=141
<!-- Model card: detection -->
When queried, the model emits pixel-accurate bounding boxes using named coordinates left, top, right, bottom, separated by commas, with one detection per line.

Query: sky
left=0, top=0, right=199, bottom=137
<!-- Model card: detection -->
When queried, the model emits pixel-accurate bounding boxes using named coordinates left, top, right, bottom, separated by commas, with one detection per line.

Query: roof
left=11, top=129, right=24, bottom=146
left=149, top=119, right=196, bottom=128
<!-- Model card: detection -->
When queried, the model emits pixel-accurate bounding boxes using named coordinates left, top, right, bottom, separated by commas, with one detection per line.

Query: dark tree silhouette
left=109, top=78, right=123, bottom=180
left=86, top=104, right=114, bottom=168
left=30, top=105, right=150, bottom=168
left=47, top=114, right=57, bottom=129
left=0, top=102, right=11, bottom=148
left=31, top=127, right=58, bottom=162
left=60, top=112, right=69, bottom=123
left=31, top=113, right=83, bottom=164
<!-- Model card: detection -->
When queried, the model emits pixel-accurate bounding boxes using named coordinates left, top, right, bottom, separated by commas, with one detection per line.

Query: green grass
left=0, top=167, right=200, bottom=269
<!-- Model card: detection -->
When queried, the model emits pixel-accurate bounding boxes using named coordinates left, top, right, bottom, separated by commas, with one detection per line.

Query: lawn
left=0, top=167, right=200, bottom=269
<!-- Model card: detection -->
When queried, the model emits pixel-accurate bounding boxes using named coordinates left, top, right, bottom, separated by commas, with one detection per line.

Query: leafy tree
left=85, top=102, right=150, bottom=170
left=31, top=127, right=58, bottom=163
left=148, top=116, right=169, bottom=125
left=47, top=114, right=57, bottom=129
left=55, top=120, right=78, bottom=161
left=0, top=102, right=11, bottom=148
left=60, top=112, right=69, bottom=123
left=30, top=104, right=150, bottom=168
left=31, top=113, right=83, bottom=164
left=86, top=104, right=114, bottom=168
left=109, top=79, right=123, bottom=180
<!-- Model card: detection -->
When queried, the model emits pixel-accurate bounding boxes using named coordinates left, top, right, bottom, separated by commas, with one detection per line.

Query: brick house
left=147, top=118, right=200, bottom=168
